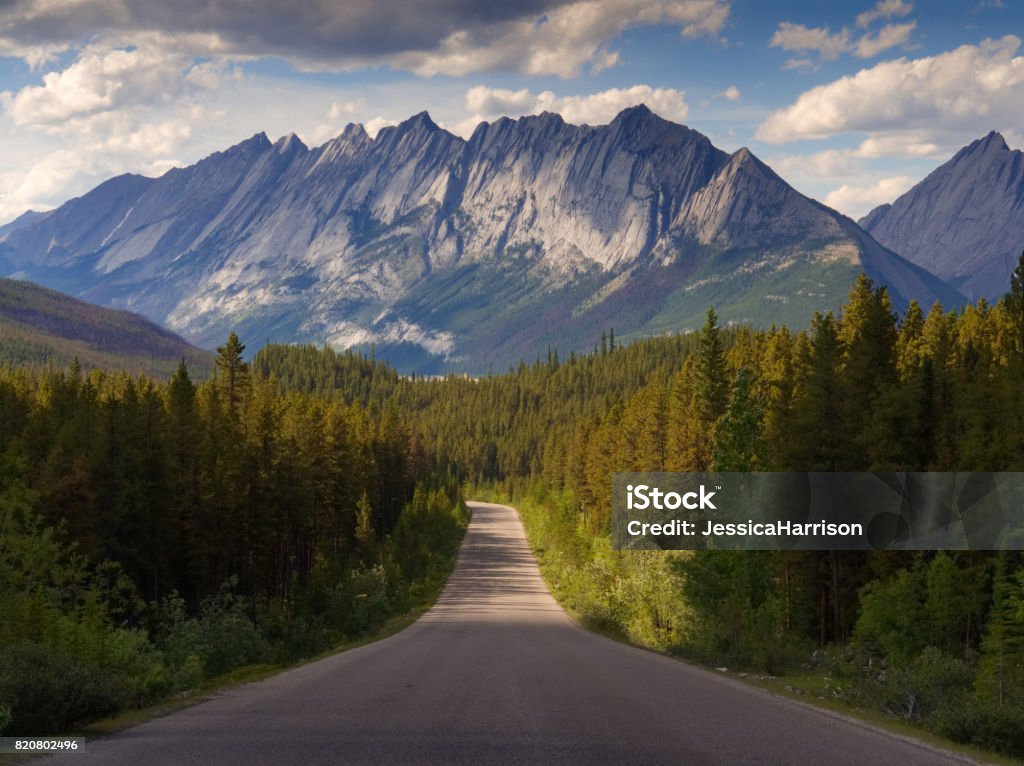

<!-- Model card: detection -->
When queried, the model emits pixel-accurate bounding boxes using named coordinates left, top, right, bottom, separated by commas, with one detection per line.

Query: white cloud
left=364, top=117, right=398, bottom=138
left=1, top=45, right=215, bottom=126
left=0, top=113, right=201, bottom=221
left=770, top=3, right=915, bottom=65
left=771, top=22, right=850, bottom=61
left=718, top=85, right=740, bottom=101
left=851, top=133, right=942, bottom=158
left=783, top=57, right=818, bottom=72
left=0, top=44, right=231, bottom=221
left=757, top=36, right=1024, bottom=143
left=465, top=86, right=536, bottom=116
left=455, top=84, right=688, bottom=136
left=766, top=132, right=943, bottom=186
left=769, top=149, right=863, bottom=181
left=0, top=39, right=69, bottom=69
left=327, top=98, right=366, bottom=120
left=854, top=22, right=916, bottom=58
left=856, top=0, right=913, bottom=28
left=823, top=176, right=914, bottom=217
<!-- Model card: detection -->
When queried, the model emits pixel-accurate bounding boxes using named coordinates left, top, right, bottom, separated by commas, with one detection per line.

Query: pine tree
left=1005, top=250, right=1024, bottom=356
left=839, top=274, right=898, bottom=467
left=355, top=490, right=375, bottom=553
left=215, top=332, right=251, bottom=419
left=788, top=312, right=844, bottom=470
left=976, top=553, right=1024, bottom=706
left=695, top=307, right=729, bottom=425
left=713, top=367, right=766, bottom=471
left=897, top=300, right=925, bottom=381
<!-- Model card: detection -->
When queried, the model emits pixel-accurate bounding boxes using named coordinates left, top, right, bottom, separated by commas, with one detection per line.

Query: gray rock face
left=860, top=132, right=1024, bottom=300
left=0, top=106, right=962, bottom=371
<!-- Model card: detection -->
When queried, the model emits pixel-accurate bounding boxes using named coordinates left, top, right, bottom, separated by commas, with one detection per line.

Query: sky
left=0, top=0, right=1021, bottom=224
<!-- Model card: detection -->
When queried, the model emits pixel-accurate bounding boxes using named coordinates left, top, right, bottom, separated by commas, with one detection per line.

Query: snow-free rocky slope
left=861, top=131, right=1024, bottom=301
left=0, top=105, right=962, bottom=372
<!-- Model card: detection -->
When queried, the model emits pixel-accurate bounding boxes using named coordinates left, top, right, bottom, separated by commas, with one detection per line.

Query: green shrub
left=931, top=698, right=1024, bottom=758
left=0, top=643, right=124, bottom=735
left=851, top=647, right=970, bottom=725
left=147, top=592, right=204, bottom=690
left=196, top=586, right=271, bottom=677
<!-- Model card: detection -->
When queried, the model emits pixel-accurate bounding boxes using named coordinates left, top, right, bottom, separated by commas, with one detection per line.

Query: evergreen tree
left=788, top=312, right=844, bottom=470
left=215, top=332, right=250, bottom=419
left=976, top=554, right=1024, bottom=706
left=713, top=367, right=766, bottom=471
left=839, top=274, right=898, bottom=467
left=695, top=307, right=729, bottom=425
left=1005, top=250, right=1024, bottom=356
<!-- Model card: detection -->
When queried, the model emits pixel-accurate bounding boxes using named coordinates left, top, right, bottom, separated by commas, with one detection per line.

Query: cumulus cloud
left=327, top=98, right=366, bottom=120
left=0, top=0, right=730, bottom=77
left=465, top=86, right=536, bottom=116
left=823, top=176, right=915, bottom=217
left=718, top=85, right=740, bottom=101
left=757, top=36, right=1024, bottom=143
left=455, top=84, right=688, bottom=136
left=1, top=45, right=208, bottom=126
left=0, top=112, right=201, bottom=221
left=0, top=43, right=230, bottom=221
left=856, top=0, right=913, bottom=28
left=767, top=133, right=943, bottom=188
left=0, top=38, right=68, bottom=69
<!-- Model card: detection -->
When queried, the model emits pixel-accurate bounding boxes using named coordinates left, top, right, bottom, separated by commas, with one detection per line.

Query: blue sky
left=0, top=0, right=1020, bottom=223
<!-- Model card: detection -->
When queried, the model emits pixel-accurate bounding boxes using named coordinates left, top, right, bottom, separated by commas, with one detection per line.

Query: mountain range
left=860, top=131, right=1024, bottom=301
left=0, top=106, right=980, bottom=372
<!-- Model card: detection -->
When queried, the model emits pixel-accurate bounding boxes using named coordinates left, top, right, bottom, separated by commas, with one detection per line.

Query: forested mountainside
left=0, top=277, right=213, bottom=378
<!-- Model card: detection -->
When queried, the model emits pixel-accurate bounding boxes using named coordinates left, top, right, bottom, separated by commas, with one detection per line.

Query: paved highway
left=45, top=501, right=977, bottom=765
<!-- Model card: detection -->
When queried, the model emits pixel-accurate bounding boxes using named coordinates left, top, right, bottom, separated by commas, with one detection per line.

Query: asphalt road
left=44, top=501, right=977, bottom=766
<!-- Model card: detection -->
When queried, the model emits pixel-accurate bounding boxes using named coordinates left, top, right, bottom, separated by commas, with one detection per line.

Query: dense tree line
left=0, top=333, right=466, bottom=735
left=256, top=259, right=1024, bottom=756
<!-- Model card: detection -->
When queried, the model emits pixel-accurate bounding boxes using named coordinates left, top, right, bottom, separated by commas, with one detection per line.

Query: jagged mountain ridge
left=860, top=131, right=1024, bottom=301
left=0, top=105, right=962, bottom=372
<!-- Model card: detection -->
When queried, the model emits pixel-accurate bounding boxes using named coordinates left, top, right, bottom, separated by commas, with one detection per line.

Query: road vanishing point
left=44, top=502, right=977, bottom=765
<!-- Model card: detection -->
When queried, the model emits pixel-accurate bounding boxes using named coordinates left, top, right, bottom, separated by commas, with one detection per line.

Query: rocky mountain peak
left=860, top=131, right=1024, bottom=300
left=274, top=133, right=307, bottom=155
left=233, top=132, right=272, bottom=154
left=395, top=111, right=444, bottom=136
left=608, top=103, right=658, bottom=128
left=341, top=123, right=370, bottom=142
